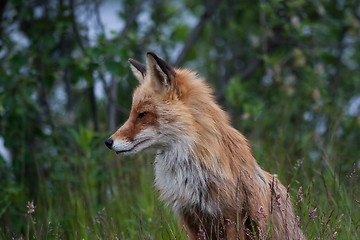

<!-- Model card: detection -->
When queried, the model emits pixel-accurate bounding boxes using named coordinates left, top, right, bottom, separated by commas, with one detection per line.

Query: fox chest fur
left=154, top=147, right=220, bottom=217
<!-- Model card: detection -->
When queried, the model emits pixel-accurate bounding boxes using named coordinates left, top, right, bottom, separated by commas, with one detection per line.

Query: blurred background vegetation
left=0, top=0, right=359, bottom=239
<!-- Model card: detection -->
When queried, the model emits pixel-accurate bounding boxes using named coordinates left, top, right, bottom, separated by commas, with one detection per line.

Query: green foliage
left=0, top=0, right=359, bottom=239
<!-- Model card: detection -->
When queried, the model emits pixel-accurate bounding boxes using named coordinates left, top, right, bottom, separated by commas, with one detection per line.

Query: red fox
left=105, top=52, right=305, bottom=240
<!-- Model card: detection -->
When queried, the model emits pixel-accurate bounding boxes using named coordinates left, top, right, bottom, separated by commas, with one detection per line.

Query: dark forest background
left=0, top=0, right=359, bottom=239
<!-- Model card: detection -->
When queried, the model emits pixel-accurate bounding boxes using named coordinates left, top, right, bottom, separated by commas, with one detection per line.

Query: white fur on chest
left=153, top=147, right=219, bottom=216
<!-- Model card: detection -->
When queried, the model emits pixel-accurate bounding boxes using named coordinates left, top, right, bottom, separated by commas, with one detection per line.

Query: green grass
left=1, top=125, right=359, bottom=239
left=3, top=154, right=186, bottom=239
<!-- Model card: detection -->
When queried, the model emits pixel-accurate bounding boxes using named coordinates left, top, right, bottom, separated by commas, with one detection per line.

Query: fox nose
left=105, top=138, right=113, bottom=149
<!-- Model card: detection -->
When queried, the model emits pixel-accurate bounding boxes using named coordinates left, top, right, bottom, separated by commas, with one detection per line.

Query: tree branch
left=88, top=84, right=99, bottom=131
left=70, top=0, right=87, bottom=55
left=94, top=0, right=105, bottom=34
left=106, top=0, right=147, bottom=129
left=0, top=0, right=8, bottom=36
left=108, top=75, right=118, bottom=129
left=117, top=0, right=147, bottom=41
left=173, top=0, right=221, bottom=66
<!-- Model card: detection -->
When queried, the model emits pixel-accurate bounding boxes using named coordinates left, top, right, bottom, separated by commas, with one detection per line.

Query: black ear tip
left=146, top=52, right=157, bottom=58
left=128, top=58, right=147, bottom=76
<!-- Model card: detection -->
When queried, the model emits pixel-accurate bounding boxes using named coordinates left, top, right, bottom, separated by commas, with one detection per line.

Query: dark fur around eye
left=137, top=112, right=148, bottom=120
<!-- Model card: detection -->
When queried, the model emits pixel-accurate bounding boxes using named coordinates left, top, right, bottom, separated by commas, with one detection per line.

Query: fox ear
left=128, top=58, right=146, bottom=82
left=146, top=52, right=175, bottom=91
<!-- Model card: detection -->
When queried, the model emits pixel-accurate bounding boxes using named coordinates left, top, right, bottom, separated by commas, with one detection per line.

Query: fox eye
left=136, top=112, right=148, bottom=120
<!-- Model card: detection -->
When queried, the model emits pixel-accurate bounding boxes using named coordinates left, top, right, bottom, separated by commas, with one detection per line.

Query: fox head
left=105, top=52, right=205, bottom=155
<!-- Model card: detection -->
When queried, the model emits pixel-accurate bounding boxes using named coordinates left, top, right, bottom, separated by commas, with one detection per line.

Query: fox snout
left=105, top=119, right=157, bottom=155
left=105, top=138, right=113, bottom=149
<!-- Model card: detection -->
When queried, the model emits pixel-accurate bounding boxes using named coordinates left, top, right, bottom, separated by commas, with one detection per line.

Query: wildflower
left=197, top=226, right=205, bottom=240
left=275, top=194, right=281, bottom=209
left=245, top=228, right=256, bottom=240
left=347, top=165, right=356, bottom=179
left=296, top=216, right=301, bottom=228
left=308, top=207, right=317, bottom=219
left=333, top=232, right=337, bottom=238
left=296, top=186, right=303, bottom=205
left=27, top=200, right=36, bottom=215
left=256, top=206, right=267, bottom=219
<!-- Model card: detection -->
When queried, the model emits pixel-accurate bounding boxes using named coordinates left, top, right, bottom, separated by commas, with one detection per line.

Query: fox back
left=105, top=52, right=305, bottom=240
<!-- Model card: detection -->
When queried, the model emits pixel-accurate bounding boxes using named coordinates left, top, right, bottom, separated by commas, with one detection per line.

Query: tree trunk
left=88, top=84, right=99, bottom=131
left=108, top=75, right=118, bottom=130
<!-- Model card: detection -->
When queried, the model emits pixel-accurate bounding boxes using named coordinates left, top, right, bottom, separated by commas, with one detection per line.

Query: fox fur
left=106, top=52, right=305, bottom=240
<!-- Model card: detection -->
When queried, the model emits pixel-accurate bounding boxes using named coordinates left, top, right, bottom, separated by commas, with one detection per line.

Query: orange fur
left=106, top=53, right=305, bottom=239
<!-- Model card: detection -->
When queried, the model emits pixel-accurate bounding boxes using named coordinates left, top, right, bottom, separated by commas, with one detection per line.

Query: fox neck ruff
left=154, top=140, right=222, bottom=218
